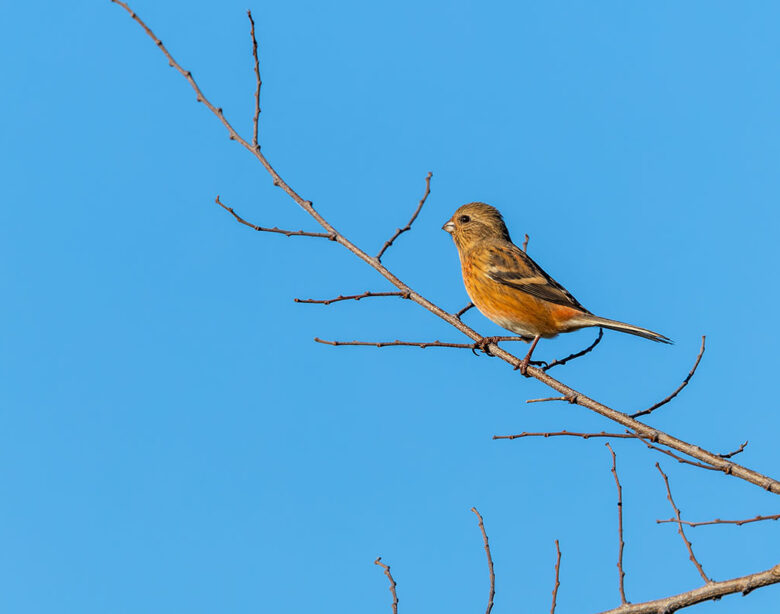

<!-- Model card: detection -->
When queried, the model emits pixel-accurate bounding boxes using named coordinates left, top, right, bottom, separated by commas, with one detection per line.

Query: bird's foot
left=473, top=336, right=501, bottom=356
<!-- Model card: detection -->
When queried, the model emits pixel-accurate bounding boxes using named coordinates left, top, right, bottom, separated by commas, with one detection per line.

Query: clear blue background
left=2, top=1, right=779, bottom=612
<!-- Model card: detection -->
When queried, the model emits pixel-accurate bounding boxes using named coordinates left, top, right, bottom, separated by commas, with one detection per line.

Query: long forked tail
left=579, top=314, right=672, bottom=344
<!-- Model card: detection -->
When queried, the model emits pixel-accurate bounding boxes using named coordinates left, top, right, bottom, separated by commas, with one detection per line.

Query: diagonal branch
left=596, top=563, right=780, bottom=614
left=471, top=507, right=495, bottom=614
left=111, top=0, right=780, bottom=497
left=295, top=291, right=409, bottom=305
left=374, top=557, right=399, bottom=614
left=550, top=540, right=562, bottom=614
left=376, top=172, right=432, bottom=261
left=247, top=10, right=261, bottom=148
left=657, top=513, right=780, bottom=528
left=631, top=336, right=706, bottom=418
left=606, top=443, right=628, bottom=604
left=656, top=463, right=711, bottom=583
left=215, top=196, right=335, bottom=239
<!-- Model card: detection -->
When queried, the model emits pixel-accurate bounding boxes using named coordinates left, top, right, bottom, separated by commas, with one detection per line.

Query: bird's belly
left=463, top=270, right=579, bottom=338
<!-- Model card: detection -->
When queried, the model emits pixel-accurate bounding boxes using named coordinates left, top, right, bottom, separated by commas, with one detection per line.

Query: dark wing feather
left=485, top=245, right=589, bottom=312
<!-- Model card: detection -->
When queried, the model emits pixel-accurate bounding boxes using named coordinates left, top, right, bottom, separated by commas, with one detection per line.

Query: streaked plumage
left=443, top=202, right=670, bottom=372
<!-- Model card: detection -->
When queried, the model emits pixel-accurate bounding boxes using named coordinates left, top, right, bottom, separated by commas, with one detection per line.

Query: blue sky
left=2, top=1, right=780, bottom=612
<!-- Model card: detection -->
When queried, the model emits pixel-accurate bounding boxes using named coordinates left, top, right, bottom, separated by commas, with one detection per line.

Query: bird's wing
left=480, top=243, right=588, bottom=312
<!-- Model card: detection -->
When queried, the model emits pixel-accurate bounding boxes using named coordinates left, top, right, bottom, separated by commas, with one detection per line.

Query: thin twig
left=471, top=507, right=495, bottom=614
left=454, top=302, right=475, bottom=319
left=526, top=396, right=572, bottom=404
left=631, top=336, right=706, bottom=418
left=522, top=233, right=529, bottom=253
left=550, top=540, right=561, bottom=614
left=215, top=196, right=334, bottom=238
left=313, top=337, right=528, bottom=349
left=247, top=10, right=261, bottom=148
left=494, top=431, right=636, bottom=441
left=112, top=0, right=780, bottom=496
left=491, top=429, right=723, bottom=473
left=295, top=291, right=409, bottom=305
left=542, top=329, right=604, bottom=371
left=636, top=434, right=718, bottom=472
left=718, top=441, right=748, bottom=459
left=376, top=172, right=433, bottom=261
left=657, top=513, right=780, bottom=528
left=656, top=463, right=711, bottom=583
left=374, top=557, right=399, bottom=614
left=606, top=443, right=628, bottom=604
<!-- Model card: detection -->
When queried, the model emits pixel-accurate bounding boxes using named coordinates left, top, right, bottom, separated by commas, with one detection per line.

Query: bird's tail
left=575, top=314, right=672, bottom=344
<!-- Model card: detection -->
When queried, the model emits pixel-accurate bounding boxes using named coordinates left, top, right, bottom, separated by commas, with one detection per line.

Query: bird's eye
left=458, top=215, right=471, bottom=224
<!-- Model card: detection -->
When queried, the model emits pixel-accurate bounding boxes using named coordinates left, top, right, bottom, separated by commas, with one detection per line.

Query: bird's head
left=442, top=202, right=511, bottom=250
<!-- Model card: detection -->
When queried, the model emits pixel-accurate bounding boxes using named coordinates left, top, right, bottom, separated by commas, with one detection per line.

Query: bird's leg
left=516, top=335, right=541, bottom=376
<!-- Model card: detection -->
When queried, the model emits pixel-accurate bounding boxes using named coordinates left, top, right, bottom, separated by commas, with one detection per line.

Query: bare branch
left=522, top=233, right=529, bottom=253
left=376, top=172, right=433, bottom=262
left=247, top=10, right=261, bottom=148
left=631, top=336, right=706, bottom=418
left=471, top=507, right=495, bottom=614
left=542, top=328, right=604, bottom=371
left=294, top=291, right=409, bottom=305
left=492, top=429, right=738, bottom=474
left=636, top=434, right=719, bottom=472
left=597, top=564, right=780, bottom=614
left=656, top=463, right=711, bottom=583
left=526, top=396, right=573, bottom=404
left=606, top=443, right=628, bottom=604
left=215, top=196, right=335, bottom=239
left=111, top=0, right=780, bottom=496
left=550, top=540, right=561, bottom=614
left=657, top=513, right=780, bottom=528
left=454, top=302, right=475, bottom=320
left=494, top=431, right=637, bottom=441
left=313, top=337, right=525, bottom=350
left=374, top=557, right=399, bottom=614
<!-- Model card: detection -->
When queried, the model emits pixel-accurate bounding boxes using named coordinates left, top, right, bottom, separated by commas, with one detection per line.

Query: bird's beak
left=442, top=221, right=455, bottom=234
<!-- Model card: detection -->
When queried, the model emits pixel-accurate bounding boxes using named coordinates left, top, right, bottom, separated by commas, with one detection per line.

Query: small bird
left=443, top=202, right=670, bottom=374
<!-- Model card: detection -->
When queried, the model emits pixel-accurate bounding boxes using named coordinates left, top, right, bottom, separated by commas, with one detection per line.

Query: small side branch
left=550, top=540, right=562, bottom=614
left=374, top=557, right=399, bottom=614
left=631, top=336, right=706, bottom=418
left=314, top=337, right=527, bottom=350
left=493, top=431, right=636, bottom=441
left=471, top=507, right=495, bottom=614
left=656, top=463, right=711, bottom=583
left=376, top=172, right=433, bottom=261
left=718, top=441, right=748, bottom=459
left=215, top=196, right=335, bottom=239
left=542, top=329, right=604, bottom=371
left=295, top=291, right=409, bottom=305
left=522, top=233, right=530, bottom=253
left=606, top=443, right=628, bottom=604
left=492, top=429, right=727, bottom=474
left=454, top=302, right=475, bottom=320
left=247, top=10, right=261, bottom=147
left=657, top=513, right=780, bottom=528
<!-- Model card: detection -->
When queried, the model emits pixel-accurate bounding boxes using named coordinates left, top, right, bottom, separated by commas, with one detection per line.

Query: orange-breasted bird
left=443, top=202, right=670, bottom=374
